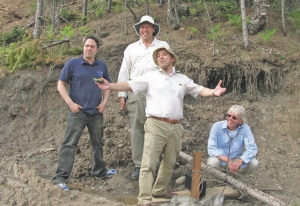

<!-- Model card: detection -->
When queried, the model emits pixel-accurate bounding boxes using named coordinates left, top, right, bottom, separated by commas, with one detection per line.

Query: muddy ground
left=1, top=0, right=300, bottom=205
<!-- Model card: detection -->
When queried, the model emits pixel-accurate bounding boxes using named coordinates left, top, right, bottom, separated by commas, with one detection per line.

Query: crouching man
left=207, top=105, right=259, bottom=181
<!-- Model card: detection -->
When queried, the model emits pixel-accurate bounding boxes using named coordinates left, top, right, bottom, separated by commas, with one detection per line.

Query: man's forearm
left=110, top=82, right=132, bottom=92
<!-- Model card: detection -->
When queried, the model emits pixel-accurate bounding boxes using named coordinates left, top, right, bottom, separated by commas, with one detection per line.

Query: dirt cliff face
left=1, top=0, right=300, bottom=205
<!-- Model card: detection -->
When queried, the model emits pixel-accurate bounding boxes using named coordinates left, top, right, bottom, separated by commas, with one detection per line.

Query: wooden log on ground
left=179, top=151, right=287, bottom=206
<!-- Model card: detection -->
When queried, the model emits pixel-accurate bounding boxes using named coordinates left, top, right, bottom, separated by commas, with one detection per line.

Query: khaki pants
left=207, top=157, right=259, bottom=181
left=138, top=118, right=183, bottom=204
left=126, top=92, right=147, bottom=167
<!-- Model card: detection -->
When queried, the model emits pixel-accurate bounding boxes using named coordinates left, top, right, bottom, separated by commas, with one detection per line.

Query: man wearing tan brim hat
left=117, top=15, right=169, bottom=181
left=96, top=46, right=227, bottom=206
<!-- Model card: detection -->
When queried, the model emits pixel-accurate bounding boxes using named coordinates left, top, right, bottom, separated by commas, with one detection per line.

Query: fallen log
left=42, top=39, right=70, bottom=49
left=179, top=151, right=287, bottom=206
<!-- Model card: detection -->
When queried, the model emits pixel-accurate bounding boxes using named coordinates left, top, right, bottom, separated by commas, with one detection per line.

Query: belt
left=149, top=116, right=181, bottom=124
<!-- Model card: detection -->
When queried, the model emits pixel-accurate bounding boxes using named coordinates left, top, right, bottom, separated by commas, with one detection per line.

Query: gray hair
left=227, top=105, right=247, bottom=123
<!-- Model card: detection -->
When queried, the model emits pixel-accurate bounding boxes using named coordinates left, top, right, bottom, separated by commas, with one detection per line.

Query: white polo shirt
left=128, top=68, right=203, bottom=120
left=117, top=38, right=169, bottom=98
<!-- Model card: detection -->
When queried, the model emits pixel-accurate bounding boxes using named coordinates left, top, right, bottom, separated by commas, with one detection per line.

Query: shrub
left=259, top=28, right=277, bottom=42
left=3, top=27, right=26, bottom=45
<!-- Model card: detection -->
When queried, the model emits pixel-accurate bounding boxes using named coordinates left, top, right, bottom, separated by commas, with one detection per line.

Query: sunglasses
left=226, top=114, right=238, bottom=120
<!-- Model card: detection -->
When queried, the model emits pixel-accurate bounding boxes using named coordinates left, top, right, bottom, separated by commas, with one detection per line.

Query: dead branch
left=22, top=21, right=35, bottom=30
left=42, top=39, right=70, bottom=49
left=179, top=151, right=287, bottom=206
left=125, top=3, right=138, bottom=21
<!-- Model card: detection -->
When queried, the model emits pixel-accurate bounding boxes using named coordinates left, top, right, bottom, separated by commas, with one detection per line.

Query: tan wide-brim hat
left=152, top=46, right=178, bottom=67
left=134, top=15, right=160, bottom=37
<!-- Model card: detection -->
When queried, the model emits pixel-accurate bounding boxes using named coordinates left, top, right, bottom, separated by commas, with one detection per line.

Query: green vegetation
left=60, top=25, right=76, bottom=39
left=227, top=14, right=242, bottom=29
left=112, top=0, right=123, bottom=14
left=288, top=10, right=300, bottom=32
left=78, top=26, right=94, bottom=37
left=163, top=34, right=169, bottom=41
left=3, top=27, right=26, bottom=45
left=60, top=7, right=76, bottom=22
left=212, top=0, right=238, bottom=18
left=206, top=23, right=221, bottom=40
left=259, top=28, right=277, bottom=42
left=1, top=0, right=300, bottom=74
left=188, top=26, right=198, bottom=34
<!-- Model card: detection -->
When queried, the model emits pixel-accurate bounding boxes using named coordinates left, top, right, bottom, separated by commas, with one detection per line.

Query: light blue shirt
left=207, top=120, right=258, bottom=168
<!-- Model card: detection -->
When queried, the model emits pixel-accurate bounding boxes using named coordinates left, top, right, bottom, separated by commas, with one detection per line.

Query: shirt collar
left=138, top=37, right=158, bottom=46
left=80, top=56, right=98, bottom=65
left=158, top=67, right=176, bottom=75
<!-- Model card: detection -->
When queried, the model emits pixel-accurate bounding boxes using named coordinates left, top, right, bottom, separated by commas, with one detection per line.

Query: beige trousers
left=126, top=92, right=147, bottom=167
left=138, top=118, right=183, bottom=204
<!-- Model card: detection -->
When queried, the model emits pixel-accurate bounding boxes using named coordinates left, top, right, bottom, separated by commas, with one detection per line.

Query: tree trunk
left=167, top=0, right=180, bottom=30
left=240, top=0, right=249, bottom=48
left=107, top=0, right=112, bottom=13
left=146, top=0, right=149, bottom=15
left=124, top=0, right=128, bottom=35
left=82, top=0, right=88, bottom=25
left=281, top=0, right=286, bottom=35
left=179, top=151, right=287, bottom=206
left=33, top=0, right=44, bottom=39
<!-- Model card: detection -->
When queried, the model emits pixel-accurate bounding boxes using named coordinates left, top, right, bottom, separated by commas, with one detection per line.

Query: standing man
left=207, top=105, right=259, bottom=181
left=96, top=46, right=226, bottom=206
left=117, top=15, right=169, bottom=180
left=52, top=36, right=116, bottom=192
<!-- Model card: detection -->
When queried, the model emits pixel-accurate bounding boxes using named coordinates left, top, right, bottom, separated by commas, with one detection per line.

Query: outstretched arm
left=198, top=80, right=226, bottom=97
left=96, top=78, right=132, bottom=92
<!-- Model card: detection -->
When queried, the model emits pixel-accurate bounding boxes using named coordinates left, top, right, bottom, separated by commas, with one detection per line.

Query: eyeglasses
left=226, top=114, right=238, bottom=120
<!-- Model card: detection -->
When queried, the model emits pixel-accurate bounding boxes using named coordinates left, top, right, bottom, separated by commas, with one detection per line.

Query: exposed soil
left=1, top=0, right=300, bottom=206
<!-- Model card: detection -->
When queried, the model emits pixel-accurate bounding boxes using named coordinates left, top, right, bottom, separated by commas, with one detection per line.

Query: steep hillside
left=1, top=0, right=300, bottom=205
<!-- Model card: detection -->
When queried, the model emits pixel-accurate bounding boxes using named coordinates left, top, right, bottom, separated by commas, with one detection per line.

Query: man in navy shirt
left=52, top=36, right=116, bottom=191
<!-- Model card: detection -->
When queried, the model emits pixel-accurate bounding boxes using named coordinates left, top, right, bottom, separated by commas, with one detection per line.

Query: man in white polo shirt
left=117, top=15, right=169, bottom=180
left=97, top=46, right=226, bottom=206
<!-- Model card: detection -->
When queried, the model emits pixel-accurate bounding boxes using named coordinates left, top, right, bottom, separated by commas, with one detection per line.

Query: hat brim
left=153, top=46, right=178, bottom=67
left=134, top=22, right=160, bottom=37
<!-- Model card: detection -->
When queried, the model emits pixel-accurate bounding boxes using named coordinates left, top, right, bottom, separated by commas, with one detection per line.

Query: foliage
left=227, top=14, right=250, bottom=30
left=112, top=0, right=123, bottom=14
left=96, top=6, right=105, bottom=18
left=0, top=34, right=67, bottom=72
left=78, top=26, right=94, bottom=37
left=259, top=28, right=277, bottom=42
left=189, top=7, right=199, bottom=16
left=60, top=7, right=76, bottom=22
left=287, top=10, right=300, bottom=31
left=3, top=27, right=26, bottom=45
left=212, top=0, right=238, bottom=14
left=60, top=25, right=76, bottom=39
left=205, top=23, right=221, bottom=40
left=27, top=1, right=37, bottom=16
left=188, top=26, right=198, bottom=34
left=1, top=39, right=44, bottom=72
left=62, top=46, right=82, bottom=56
left=163, top=34, right=169, bottom=41
left=227, top=14, right=242, bottom=30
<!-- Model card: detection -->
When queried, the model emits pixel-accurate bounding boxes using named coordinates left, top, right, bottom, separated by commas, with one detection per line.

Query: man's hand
left=95, top=78, right=110, bottom=90
left=214, top=80, right=226, bottom=96
left=119, top=97, right=127, bottom=110
left=228, top=158, right=243, bottom=174
left=69, top=102, right=82, bottom=113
